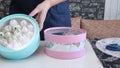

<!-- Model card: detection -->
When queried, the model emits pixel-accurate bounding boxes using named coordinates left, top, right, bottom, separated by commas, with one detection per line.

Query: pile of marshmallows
left=48, top=42, right=85, bottom=52
left=48, top=30, right=85, bottom=52
left=0, top=19, right=34, bottom=50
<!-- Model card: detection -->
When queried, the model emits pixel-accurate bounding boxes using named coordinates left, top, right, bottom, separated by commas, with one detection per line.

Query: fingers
left=29, top=7, right=40, bottom=16
left=29, top=1, right=50, bottom=30
left=31, top=7, right=46, bottom=30
left=39, top=10, right=47, bottom=30
left=35, top=13, right=40, bottom=23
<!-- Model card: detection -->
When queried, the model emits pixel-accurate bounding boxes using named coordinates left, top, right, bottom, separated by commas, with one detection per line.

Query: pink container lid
left=44, top=27, right=87, bottom=44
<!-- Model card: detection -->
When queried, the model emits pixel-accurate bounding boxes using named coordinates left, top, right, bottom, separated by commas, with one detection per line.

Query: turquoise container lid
left=0, top=14, right=40, bottom=60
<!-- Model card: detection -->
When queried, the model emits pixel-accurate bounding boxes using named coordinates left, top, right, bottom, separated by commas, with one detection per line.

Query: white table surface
left=0, top=40, right=103, bottom=68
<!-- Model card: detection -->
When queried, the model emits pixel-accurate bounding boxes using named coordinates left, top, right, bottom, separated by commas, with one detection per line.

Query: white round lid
left=96, top=38, right=120, bottom=58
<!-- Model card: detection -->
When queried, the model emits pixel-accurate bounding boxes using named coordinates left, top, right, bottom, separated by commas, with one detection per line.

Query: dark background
left=0, top=0, right=105, bottom=20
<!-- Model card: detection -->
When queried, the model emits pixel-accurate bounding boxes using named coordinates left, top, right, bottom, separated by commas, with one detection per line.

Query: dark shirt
left=10, top=0, right=43, bottom=14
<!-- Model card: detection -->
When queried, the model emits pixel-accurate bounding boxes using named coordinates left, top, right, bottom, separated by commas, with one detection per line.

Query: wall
left=0, top=0, right=10, bottom=19
left=69, top=0, right=105, bottom=20
left=0, top=0, right=105, bottom=20
left=104, top=0, right=120, bottom=20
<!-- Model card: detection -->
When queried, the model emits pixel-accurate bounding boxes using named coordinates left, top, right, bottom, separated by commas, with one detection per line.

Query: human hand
left=29, top=0, right=64, bottom=30
left=29, top=0, right=51, bottom=30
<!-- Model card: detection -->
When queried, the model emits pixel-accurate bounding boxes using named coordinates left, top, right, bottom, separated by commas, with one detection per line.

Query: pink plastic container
left=44, top=27, right=87, bottom=59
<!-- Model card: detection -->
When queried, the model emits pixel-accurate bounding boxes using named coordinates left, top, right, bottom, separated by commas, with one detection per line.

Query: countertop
left=0, top=40, right=103, bottom=68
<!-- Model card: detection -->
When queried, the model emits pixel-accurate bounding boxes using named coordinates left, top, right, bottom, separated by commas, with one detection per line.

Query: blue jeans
left=9, top=0, right=71, bottom=40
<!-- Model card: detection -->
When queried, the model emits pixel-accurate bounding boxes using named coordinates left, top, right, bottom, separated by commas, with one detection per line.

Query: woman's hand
left=29, top=0, right=64, bottom=30
left=29, top=0, right=51, bottom=30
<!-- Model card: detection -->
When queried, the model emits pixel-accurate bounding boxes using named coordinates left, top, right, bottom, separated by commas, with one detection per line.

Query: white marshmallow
left=12, top=25, right=21, bottom=32
left=0, top=32, right=4, bottom=37
left=4, top=32, right=12, bottom=38
left=13, top=29, right=22, bottom=37
left=79, top=41, right=85, bottom=50
left=9, top=19, right=18, bottom=26
left=20, top=20, right=27, bottom=26
left=7, top=43, right=14, bottom=49
left=4, top=25, right=12, bottom=31
left=0, top=38, right=8, bottom=47
left=27, top=24, right=34, bottom=31
left=49, top=43, right=85, bottom=52
left=1, top=19, right=34, bottom=50
left=19, top=35, right=30, bottom=45
left=69, top=44, right=80, bottom=52
left=49, top=43, right=71, bottom=52
left=22, top=26, right=28, bottom=33
left=12, top=40, right=22, bottom=50
left=26, top=31, right=33, bottom=38
left=62, top=45, right=71, bottom=52
left=8, top=35, right=18, bottom=43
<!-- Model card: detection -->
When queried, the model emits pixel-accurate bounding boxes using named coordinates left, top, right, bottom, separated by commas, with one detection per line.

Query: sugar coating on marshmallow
left=0, top=19, right=34, bottom=50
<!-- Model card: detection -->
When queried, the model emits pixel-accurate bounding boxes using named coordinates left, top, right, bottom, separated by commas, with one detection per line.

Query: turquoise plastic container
left=0, top=14, right=40, bottom=60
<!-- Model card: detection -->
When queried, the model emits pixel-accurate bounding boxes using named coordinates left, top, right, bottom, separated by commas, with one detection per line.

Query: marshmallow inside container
left=0, top=18, right=34, bottom=50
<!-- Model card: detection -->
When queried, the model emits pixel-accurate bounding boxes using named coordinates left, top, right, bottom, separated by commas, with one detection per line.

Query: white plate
left=96, top=38, right=120, bottom=58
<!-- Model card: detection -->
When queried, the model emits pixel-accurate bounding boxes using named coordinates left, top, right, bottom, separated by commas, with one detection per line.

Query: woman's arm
left=46, top=0, right=65, bottom=7
left=29, top=0, right=65, bottom=29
